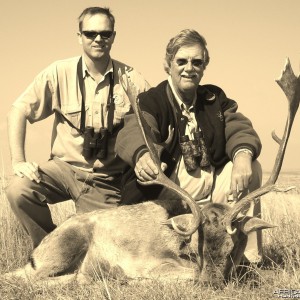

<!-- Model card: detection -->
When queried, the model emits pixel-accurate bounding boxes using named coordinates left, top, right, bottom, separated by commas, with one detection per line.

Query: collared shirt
left=83, top=59, right=118, bottom=130
left=160, top=77, right=214, bottom=203
left=13, top=56, right=150, bottom=176
left=83, top=60, right=113, bottom=129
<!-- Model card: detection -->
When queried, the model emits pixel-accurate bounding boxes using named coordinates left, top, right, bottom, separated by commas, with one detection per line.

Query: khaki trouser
left=5, top=157, right=121, bottom=248
left=212, top=160, right=263, bottom=263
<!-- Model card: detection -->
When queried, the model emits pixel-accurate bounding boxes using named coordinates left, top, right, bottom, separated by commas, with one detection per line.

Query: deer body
left=3, top=199, right=268, bottom=286
left=4, top=201, right=197, bottom=284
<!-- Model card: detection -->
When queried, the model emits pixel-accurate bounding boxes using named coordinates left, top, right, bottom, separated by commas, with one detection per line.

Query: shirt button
left=95, top=111, right=99, bottom=114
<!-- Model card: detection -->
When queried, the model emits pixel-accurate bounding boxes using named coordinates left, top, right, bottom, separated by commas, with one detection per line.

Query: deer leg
left=148, top=262, right=198, bottom=281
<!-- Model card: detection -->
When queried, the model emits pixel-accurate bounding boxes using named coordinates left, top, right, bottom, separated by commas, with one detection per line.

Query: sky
left=1, top=0, right=300, bottom=175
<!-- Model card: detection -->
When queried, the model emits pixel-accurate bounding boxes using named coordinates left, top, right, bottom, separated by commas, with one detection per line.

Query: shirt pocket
left=113, top=92, right=130, bottom=126
left=61, top=105, right=83, bottom=136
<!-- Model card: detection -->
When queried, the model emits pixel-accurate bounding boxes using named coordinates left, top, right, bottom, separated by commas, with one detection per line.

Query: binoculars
left=82, top=126, right=109, bottom=160
left=179, top=131, right=210, bottom=172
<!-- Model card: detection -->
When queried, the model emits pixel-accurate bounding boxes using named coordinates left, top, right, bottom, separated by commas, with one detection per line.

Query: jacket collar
left=197, top=85, right=216, bottom=102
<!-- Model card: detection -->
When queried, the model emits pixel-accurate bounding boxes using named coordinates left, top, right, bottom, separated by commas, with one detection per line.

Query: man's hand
left=135, top=152, right=167, bottom=182
left=13, top=161, right=41, bottom=183
left=228, top=152, right=253, bottom=201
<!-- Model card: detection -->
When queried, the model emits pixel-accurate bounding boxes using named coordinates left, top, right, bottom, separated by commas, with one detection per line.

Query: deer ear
left=239, top=217, right=277, bottom=234
left=162, top=214, right=194, bottom=231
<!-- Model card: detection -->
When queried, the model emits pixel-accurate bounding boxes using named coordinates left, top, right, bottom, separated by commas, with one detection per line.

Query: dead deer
left=2, top=59, right=299, bottom=287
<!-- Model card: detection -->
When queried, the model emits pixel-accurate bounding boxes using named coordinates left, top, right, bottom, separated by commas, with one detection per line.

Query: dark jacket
left=116, top=80, right=262, bottom=204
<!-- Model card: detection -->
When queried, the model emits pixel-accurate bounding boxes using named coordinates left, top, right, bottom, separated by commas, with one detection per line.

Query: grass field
left=0, top=172, right=299, bottom=300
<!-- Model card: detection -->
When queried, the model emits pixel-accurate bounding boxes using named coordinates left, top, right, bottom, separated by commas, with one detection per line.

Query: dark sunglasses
left=82, top=30, right=114, bottom=40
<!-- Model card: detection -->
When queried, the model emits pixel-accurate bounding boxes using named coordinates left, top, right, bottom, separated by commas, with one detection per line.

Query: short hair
left=164, top=29, right=210, bottom=74
left=78, top=7, right=115, bottom=32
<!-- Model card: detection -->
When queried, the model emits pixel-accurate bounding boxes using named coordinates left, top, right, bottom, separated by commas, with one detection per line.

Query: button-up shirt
left=13, top=56, right=150, bottom=176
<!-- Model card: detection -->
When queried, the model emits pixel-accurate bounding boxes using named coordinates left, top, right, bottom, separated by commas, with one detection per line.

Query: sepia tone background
left=1, top=0, right=300, bottom=174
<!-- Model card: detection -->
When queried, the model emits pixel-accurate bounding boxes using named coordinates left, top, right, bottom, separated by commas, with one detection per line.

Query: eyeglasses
left=81, top=30, right=114, bottom=40
left=175, top=58, right=204, bottom=68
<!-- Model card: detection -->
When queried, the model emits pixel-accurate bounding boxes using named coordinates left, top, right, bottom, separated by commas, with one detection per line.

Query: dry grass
left=0, top=172, right=300, bottom=299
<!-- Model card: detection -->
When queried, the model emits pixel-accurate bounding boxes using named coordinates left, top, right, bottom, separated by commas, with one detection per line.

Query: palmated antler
left=119, top=70, right=201, bottom=236
left=223, top=58, right=300, bottom=234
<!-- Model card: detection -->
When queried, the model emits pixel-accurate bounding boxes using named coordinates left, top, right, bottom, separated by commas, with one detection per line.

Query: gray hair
left=164, top=29, right=210, bottom=74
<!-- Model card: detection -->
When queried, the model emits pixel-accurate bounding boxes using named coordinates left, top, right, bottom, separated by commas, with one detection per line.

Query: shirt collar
left=81, top=56, right=114, bottom=81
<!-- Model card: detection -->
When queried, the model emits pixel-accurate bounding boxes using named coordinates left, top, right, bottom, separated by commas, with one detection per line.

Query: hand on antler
left=228, top=152, right=253, bottom=201
left=135, top=152, right=168, bottom=182
left=118, top=72, right=202, bottom=236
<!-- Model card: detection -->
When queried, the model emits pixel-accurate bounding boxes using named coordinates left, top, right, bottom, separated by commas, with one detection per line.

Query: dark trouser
left=5, top=157, right=121, bottom=248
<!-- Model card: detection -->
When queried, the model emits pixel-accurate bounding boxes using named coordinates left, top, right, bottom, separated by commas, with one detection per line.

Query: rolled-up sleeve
left=13, top=64, right=57, bottom=123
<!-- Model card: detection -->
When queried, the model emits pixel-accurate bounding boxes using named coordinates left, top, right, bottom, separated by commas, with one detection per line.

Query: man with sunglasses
left=6, top=7, right=150, bottom=248
left=116, top=29, right=263, bottom=266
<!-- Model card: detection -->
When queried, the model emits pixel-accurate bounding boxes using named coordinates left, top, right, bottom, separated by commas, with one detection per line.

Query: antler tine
left=223, top=58, right=300, bottom=235
left=119, top=70, right=201, bottom=236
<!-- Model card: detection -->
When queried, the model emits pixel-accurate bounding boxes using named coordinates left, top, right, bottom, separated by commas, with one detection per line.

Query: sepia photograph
left=0, top=0, right=300, bottom=299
